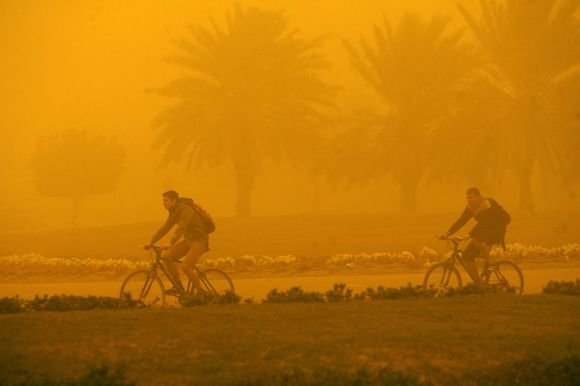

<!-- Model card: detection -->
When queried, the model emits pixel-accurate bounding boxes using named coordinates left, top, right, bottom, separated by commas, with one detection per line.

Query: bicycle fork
left=139, top=272, right=157, bottom=299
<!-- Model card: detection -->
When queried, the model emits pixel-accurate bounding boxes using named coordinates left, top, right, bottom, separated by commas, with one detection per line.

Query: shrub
left=264, top=287, right=325, bottom=303
left=26, top=295, right=140, bottom=312
left=444, top=283, right=514, bottom=297
left=0, top=296, right=25, bottom=314
left=179, top=290, right=241, bottom=307
left=0, top=295, right=140, bottom=314
left=263, top=284, right=436, bottom=304
left=543, top=280, right=580, bottom=296
left=325, top=283, right=353, bottom=302
left=356, top=284, right=430, bottom=301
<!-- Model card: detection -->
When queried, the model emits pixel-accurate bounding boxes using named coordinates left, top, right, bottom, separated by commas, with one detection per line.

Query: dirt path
left=0, top=267, right=578, bottom=300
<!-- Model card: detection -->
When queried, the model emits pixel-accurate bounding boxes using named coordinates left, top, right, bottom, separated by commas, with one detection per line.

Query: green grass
left=1, top=295, right=579, bottom=385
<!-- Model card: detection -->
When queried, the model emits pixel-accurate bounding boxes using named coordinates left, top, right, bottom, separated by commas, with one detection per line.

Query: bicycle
left=120, top=245, right=235, bottom=307
left=423, top=235, right=524, bottom=295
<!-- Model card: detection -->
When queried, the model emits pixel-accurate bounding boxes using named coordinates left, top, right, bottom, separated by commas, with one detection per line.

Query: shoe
left=165, top=287, right=183, bottom=296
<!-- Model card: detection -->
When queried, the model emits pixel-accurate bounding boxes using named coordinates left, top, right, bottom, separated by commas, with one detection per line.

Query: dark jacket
left=448, top=198, right=510, bottom=245
left=150, top=198, right=208, bottom=246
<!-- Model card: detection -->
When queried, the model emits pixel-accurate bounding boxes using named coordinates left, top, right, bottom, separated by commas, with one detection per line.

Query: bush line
left=1, top=280, right=577, bottom=314
left=543, top=279, right=580, bottom=296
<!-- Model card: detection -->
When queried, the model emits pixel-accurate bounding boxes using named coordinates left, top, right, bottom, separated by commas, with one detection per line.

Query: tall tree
left=152, top=4, right=334, bottom=217
left=327, top=14, right=477, bottom=213
left=458, top=0, right=580, bottom=210
left=31, top=129, right=125, bottom=227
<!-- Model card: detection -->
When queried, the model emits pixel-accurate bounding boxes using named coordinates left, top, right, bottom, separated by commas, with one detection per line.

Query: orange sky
left=0, top=0, right=576, bottom=230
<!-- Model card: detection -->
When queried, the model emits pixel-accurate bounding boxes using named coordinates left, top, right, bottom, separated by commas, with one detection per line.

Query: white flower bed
left=0, top=253, right=149, bottom=276
left=204, top=254, right=298, bottom=270
left=327, top=251, right=417, bottom=265
left=1, top=243, right=578, bottom=277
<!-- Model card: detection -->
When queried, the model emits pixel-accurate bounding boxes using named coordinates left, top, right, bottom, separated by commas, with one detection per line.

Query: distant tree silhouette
left=559, top=76, right=580, bottom=192
left=428, top=73, right=504, bottom=192
left=152, top=4, right=334, bottom=217
left=458, top=0, right=580, bottom=211
left=327, top=14, right=477, bottom=213
left=31, top=129, right=125, bottom=227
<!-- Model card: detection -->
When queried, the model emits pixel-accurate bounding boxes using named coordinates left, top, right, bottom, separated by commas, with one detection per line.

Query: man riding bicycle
left=443, top=187, right=511, bottom=283
left=146, top=190, right=210, bottom=295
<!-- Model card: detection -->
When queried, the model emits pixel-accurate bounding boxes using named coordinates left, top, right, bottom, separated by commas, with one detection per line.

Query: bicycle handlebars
left=438, top=235, right=470, bottom=243
left=143, top=245, right=170, bottom=254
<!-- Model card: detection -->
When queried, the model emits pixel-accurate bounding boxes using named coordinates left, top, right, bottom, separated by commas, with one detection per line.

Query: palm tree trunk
left=234, top=157, right=255, bottom=218
left=71, top=197, right=80, bottom=228
left=400, top=177, right=419, bottom=214
left=518, top=164, right=534, bottom=212
left=518, top=106, right=536, bottom=213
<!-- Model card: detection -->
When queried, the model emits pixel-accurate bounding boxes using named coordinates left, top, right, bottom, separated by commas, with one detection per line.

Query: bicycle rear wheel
left=423, top=263, right=462, bottom=296
left=200, top=268, right=235, bottom=298
left=483, top=260, right=524, bottom=294
left=120, top=270, right=166, bottom=307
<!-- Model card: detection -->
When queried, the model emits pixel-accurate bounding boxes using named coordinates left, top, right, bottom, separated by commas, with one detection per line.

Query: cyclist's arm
left=170, top=206, right=195, bottom=245
left=447, top=206, right=472, bottom=235
left=150, top=216, right=173, bottom=245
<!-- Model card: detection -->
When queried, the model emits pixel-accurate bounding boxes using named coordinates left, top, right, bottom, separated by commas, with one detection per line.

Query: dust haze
left=1, top=2, right=580, bottom=384
left=1, top=0, right=578, bottom=231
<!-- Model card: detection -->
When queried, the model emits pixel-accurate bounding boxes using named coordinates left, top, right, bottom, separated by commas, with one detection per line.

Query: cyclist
left=146, top=190, right=209, bottom=295
left=443, top=187, right=511, bottom=283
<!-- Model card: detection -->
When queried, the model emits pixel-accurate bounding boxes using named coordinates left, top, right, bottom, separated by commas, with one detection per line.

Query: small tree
left=31, top=129, right=125, bottom=227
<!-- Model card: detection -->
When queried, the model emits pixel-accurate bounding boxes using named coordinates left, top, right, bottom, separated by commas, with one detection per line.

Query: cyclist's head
left=466, top=187, right=482, bottom=207
left=162, top=190, right=179, bottom=210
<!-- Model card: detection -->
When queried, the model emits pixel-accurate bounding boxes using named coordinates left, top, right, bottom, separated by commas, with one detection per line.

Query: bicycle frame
left=441, top=237, right=516, bottom=286
left=144, top=249, right=180, bottom=292
left=147, top=246, right=222, bottom=297
left=440, top=236, right=483, bottom=284
left=424, top=235, right=524, bottom=294
left=440, top=239, right=463, bottom=267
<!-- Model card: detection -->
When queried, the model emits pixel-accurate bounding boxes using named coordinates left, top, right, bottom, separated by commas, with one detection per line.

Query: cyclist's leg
left=181, top=240, right=208, bottom=293
left=471, top=238, right=490, bottom=261
left=462, top=241, right=481, bottom=283
left=161, top=241, right=188, bottom=291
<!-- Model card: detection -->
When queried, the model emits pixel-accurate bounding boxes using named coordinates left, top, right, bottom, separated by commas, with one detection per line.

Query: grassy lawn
left=1, top=295, right=579, bottom=385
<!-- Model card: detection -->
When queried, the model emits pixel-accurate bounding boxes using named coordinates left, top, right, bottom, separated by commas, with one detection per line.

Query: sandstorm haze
left=1, top=0, right=579, bottom=230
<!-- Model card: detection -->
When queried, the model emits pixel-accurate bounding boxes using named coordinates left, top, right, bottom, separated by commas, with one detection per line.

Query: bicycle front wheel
left=423, top=263, right=462, bottom=296
left=484, top=260, right=524, bottom=294
left=120, top=270, right=166, bottom=307
left=200, top=268, right=235, bottom=297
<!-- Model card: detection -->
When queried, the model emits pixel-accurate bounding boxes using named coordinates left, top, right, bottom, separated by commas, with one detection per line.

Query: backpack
left=181, top=197, right=216, bottom=234
left=496, top=202, right=511, bottom=226
left=489, top=198, right=511, bottom=227
left=501, top=207, right=511, bottom=226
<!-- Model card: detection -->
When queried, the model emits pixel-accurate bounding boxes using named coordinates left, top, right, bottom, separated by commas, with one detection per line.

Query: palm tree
left=458, top=0, right=580, bottom=211
left=327, top=14, right=477, bottom=213
left=559, top=76, right=580, bottom=191
left=152, top=4, right=334, bottom=217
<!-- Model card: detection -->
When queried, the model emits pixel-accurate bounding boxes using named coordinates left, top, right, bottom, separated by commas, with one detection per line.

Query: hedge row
left=1, top=280, right=577, bottom=314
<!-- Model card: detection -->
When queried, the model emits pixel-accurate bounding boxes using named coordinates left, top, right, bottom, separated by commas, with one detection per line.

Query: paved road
left=0, top=267, right=578, bottom=300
